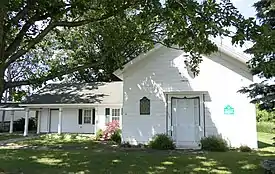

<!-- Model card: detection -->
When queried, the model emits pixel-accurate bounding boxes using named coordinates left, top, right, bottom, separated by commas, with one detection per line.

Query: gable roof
left=113, top=41, right=252, bottom=80
left=21, top=81, right=123, bottom=105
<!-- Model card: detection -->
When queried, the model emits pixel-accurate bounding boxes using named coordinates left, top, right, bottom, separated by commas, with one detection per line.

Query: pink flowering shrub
left=103, top=120, right=120, bottom=140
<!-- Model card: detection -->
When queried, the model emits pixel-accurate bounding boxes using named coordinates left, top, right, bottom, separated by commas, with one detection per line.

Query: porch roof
left=20, top=81, right=123, bottom=106
left=0, top=103, right=25, bottom=111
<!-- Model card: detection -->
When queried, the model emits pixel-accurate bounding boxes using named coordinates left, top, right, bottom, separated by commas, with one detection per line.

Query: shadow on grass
left=0, top=141, right=274, bottom=174
left=0, top=133, right=23, bottom=141
left=258, top=140, right=273, bottom=148
left=16, top=133, right=94, bottom=147
left=1, top=133, right=274, bottom=174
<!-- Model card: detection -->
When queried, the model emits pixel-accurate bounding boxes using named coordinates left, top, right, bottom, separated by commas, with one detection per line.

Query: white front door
left=171, top=97, right=200, bottom=148
left=50, top=109, right=59, bottom=132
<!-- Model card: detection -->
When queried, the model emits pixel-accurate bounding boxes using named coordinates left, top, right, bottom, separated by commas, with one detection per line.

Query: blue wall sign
left=224, top=105, right=234, bottom=115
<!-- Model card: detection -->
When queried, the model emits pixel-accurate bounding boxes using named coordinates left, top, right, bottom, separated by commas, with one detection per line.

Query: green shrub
left=110, top=129, right=121, bottom=144
left=120, top=141, right=131, bottom=148
left=148, top=133, right=175, bottom=150
left=137, top=143, right=146, bottom=148
left=201, top=136, right=229, bottom=152
left=256, top=105, right=275, bottom=122
left=239, top=145, right=252, bottom=152
left=257, top=122, right=275, bottom=133
left=13, top=117, right=36, bottom=131
left=95, top=129, right=103, bottom=140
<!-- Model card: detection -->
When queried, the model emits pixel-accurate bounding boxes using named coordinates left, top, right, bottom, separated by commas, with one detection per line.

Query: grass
left=16, top=133, right=94, bottom=147
left=0, top=133, right=273, bottom=174
left=0, top=148, right=273, bottom=174
left=257, top=132, right=275, bottom=152
left=0, top=133, right=23, bottom=141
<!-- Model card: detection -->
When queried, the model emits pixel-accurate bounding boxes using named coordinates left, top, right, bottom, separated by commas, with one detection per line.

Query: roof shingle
left=23, top=82, right=122, bottom=104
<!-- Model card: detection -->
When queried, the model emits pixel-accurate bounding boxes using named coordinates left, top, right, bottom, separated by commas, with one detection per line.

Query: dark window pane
left=105, top=108, right=110, bottom=115
left=140, top=97, right=150, bottom=115
left=92, top=108, right=96, bottom=124
left=78, top=109, right=83, bottom=124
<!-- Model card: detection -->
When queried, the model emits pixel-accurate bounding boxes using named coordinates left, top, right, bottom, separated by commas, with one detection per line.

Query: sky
left=231, top=0, right=258, bottom=18
left=159, top=0, right=258, bottom=17
left=210, top=0, right=258, bottom=54
left=159, top=0, right=259, bottom=50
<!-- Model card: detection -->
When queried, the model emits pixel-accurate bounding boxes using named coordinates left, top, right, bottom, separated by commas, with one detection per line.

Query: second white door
left=50, top=109, right=59, bottom=132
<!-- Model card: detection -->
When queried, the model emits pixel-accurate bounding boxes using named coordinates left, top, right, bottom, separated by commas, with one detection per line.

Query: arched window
left=140, top=97, right=150, bottom=115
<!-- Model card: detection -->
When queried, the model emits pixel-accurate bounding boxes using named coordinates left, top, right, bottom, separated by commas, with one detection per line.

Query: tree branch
left=0, top=5, right=6, bottom=81
left=0, top=6, right=5, bottom=60
left=5, top=7, right=70, bottom=60
left=4, top=1, right=136, bottom=68
left=11, top=7, right=28, bottom=25
left=3, top=0, right=37, bottom=54
left=4, top=62, right=102, bottom=89
left=10, top=0, right=36, bottom=25
left=4, top=14, right=41, bottom=59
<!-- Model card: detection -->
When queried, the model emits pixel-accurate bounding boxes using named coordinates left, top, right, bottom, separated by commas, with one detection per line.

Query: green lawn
left=16, top=133, right=94, bottom=146
left=257, top=132, right=275, bottom=152
left=0, top=133, right=274, bottom=174
left=0, top=133, right=23, bottom=141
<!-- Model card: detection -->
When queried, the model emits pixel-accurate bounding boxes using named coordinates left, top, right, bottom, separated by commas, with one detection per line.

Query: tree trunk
left=0, top=66, right=11, bottom=131
left=0, top=73, right=5, bottom=132
left=0, top=89, right=7, bottom=131
left=0, top=4, right=5, bottom=61
left=0, top=1, right=6, bottom=100
left=0, top=76, right=4, bottom=102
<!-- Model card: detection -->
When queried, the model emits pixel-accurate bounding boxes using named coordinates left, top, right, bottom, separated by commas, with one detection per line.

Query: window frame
left=83, top=109, right=92, bottom=124
left=111, top=108, right=120, bottom=122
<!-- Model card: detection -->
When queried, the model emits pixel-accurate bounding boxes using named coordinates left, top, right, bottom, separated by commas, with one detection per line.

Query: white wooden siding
left=39, top=108, right=94, bottom=133
left=122, top=46, right=257, bottom=148
left=38, top=105, right=122, bottom=134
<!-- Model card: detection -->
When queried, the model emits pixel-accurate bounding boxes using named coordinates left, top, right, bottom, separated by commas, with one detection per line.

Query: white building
left=19, top=42, right=258, bottom=149
left=114, top=43, right=258, bottom=149
left=20, top=82, right=122, bottom=135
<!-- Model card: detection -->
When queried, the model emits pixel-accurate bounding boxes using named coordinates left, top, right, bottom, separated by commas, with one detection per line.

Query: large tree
left=234, top=0, right=275, bottom=111
left=0, top=0, right=146, bottom=101
left=0, top=0, right=243, bottom=102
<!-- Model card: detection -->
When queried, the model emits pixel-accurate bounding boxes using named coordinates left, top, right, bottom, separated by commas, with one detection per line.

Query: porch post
left=9, top=110, right=14, bottom=134
left=37, top=110, right=41, bottom=134
left=94, top=108, right=97, bottom=134
left=23, top=108, right=29, bottom=136
left=47, top=108, right=50, bottom=133
left=58, top=108, right=62, bottom=134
